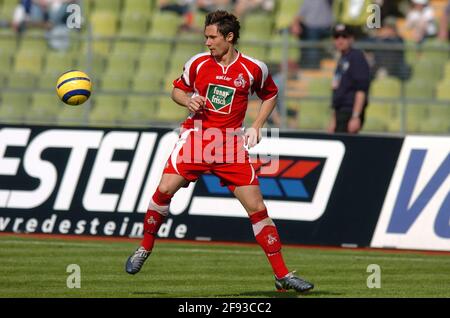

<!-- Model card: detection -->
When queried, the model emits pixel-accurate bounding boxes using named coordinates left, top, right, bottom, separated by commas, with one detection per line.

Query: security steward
left=328, top=24, right=371, bottom=133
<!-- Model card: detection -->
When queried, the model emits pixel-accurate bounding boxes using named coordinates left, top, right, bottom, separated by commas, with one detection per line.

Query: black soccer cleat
left=275, top=271, right=314, bottom=293
left=125, top=247, right=151, bottom=275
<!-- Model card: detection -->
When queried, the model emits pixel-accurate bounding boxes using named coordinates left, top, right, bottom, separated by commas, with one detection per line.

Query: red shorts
left=163, top=128, right=259, bottom=191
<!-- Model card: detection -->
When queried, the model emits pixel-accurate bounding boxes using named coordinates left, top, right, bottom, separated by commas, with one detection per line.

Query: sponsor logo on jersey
left=216, top=75, right=232, bottom=81
left=234, top=73, right=247, bottom=88
left=205, top=84, right=236, bottom=114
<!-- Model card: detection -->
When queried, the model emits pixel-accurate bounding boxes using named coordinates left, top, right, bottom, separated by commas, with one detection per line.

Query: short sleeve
left=256, top=74, right=278, bottom=101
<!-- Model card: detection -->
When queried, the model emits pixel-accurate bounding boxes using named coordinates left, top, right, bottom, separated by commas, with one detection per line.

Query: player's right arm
left=171, top=87, right=205, bottom=114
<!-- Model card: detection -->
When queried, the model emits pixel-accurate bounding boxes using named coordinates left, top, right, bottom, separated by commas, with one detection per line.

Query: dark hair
left=205, top=10, right=240, bottom=44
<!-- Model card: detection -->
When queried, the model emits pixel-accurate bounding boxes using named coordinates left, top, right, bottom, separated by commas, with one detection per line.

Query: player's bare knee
left=249, top=203, right=267, bottom=214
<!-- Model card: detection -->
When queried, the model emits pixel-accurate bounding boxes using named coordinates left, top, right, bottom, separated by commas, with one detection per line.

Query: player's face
left=204, top=24, right=233, bottom=58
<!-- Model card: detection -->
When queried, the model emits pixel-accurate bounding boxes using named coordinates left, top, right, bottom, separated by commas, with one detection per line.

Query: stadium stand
left=0, top=0, right=448, bottom=134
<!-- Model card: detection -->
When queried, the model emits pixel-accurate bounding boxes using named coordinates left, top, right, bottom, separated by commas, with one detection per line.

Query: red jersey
left=173, top=51, right=278, bottom=132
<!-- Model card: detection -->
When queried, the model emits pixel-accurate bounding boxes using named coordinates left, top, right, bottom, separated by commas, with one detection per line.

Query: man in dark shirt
left=329, top=24, right=371, bottom=134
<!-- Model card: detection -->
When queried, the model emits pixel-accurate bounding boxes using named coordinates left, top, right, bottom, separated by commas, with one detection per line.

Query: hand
left=327, top=117, right=336, bottom=133
left=186, top=96, right=206, bottom=114
left=347, top=117, right=361, bottom=133
left=244, top=127, right=262, bottom=149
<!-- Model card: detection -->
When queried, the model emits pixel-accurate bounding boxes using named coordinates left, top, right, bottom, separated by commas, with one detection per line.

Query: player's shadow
left=131, top=292, right=169, bottom=297
left=224, top=290, right=342, bottom=298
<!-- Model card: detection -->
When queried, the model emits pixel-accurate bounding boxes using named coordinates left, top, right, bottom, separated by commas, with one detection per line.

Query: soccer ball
left=56, top=70, right=92, bottom=105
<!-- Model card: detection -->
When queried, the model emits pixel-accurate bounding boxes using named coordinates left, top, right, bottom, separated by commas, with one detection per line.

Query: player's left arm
left=245, top=95, right=277, bottom=149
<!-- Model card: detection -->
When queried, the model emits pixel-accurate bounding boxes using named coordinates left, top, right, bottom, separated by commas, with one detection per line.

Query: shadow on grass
left=221, top=290, right=342, bottom=298
left=131, top=292, right=169, bottom=297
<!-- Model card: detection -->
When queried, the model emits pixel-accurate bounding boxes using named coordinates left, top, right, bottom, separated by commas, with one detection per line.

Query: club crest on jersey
left=234, top=73, right=247, bottom=88
left=206, top=84, right=235, bottom=114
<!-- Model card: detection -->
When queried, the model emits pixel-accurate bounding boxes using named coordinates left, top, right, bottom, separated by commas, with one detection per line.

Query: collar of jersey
left=213, top=50, right=240, bottom=74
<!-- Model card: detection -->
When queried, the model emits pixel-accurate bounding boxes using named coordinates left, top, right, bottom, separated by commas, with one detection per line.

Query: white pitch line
left=0, top=239, right=105, bottom=248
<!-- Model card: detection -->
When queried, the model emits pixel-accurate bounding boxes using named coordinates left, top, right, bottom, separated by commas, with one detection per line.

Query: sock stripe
left=249, top=209, right=269, bottom=224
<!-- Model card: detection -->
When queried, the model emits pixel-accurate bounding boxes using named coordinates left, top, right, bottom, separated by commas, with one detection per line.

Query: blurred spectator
left=12, top=0, right=76, bottom=33
left=233, top=0, right=274, bottom=18
left=329, top=24, right=371, bottom=134
left=158, top=0, right=195, bottom=29
left=290, top=0, right=333, bottom=69
left=368, top=17, right=411, bottom=80
left=12, top=0, right=47, bottom=33
left=406, top=0, right=437, bottom=43
left=196, top=0, right=232, bottom=13
left=438, top=0, right=450, bottom=41
left=373, top=0, right=405, bottom=22
left=334, top=0, right=371, bottom=39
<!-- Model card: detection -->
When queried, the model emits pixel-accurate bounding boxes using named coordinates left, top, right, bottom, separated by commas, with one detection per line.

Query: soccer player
left=125, top=10, right=314, bottom=293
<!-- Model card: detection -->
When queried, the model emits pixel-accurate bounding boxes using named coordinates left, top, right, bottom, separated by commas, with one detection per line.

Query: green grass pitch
left=0, top=235, right=449, bottom=298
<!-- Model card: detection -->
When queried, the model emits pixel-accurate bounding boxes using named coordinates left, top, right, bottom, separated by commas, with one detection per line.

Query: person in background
left=233, top=0, right=274, bottom=18
left=438, top=0, right=450, bottom=41
left=329, top=24, right=371, bottom=134
left=406, top=0, right=437, bottom=43
left=368, top=16, right=411, bottom=81
left=290, top=0, right=334, bottom=69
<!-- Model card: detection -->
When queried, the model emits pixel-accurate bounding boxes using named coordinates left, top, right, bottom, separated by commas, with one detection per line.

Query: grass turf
left=0, top=235, right=449, bottom=298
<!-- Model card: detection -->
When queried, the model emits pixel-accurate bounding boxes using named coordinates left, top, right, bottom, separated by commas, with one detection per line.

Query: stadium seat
left=142, top=40, right=173, bottom=58
left=0, top=29, right=18, bottom=54
left=36, top=72, right=59, bottom=90
left=112, top=39, right=142, bottom=57
left=267, top=33, right=300, bottom=64
left=92, top=0, right=122, bottom=14
left=275, top=0, right=303, bottom=31
left=175, top=31, right=204, bottom=53
left=297, top=100, right=330, bottom=130
left=132, top=74, right=162, bottom=93
left=138, top=53, right=168, bottom=80
left=89, top=11, right=119, bottom=55
left=370, top=77, right=402, bottom=99
left=421, top=40, right=450, bottom=64
left=0, top=0, right=18, bottom=21
left=241, top=13, right=273, bottom=41
left=7, top=72, right=37, bottom=89
left=155, top=96, right=189, bottom=122
left=104, top=53, right=137, bottom=77
left=89, top=95, right=125, bottom=125
left=147, top=11, right=180, bottom=38
left=405, top=79, right=434, bottom=100
left=418, top=103, right=450, bottom=133
left=100, top=74, right=131, bottom=92
left=26, top=92, right=62, bottom=123
left=307, top=78, right=332, bottom=98
left=363, top=103, right=393, bottom=132
left=412, top=60, right=443, bottom=83
left=119, top=11, right=149, bottom=37
left=43, top=51, right=76, bottom=75
left=123, top=0, right=154, bottom=14
left=14, top=50, right=44, bottom=75
left=0, top=51, right=12, bottom=76
left=436, top=81, right=450, bottom=101
left=77, top=54, right=107, bottom=76
left=405, top=103, right=429, bottom=132
left=237, top=44, right=267, bottom=62
left=19, top=30, right=48, bottom=51
left=57, top=106, right=87, bottom=126
left=0, top=92, right=30, bottom=122
left=122, top=95, right=158, bottom=124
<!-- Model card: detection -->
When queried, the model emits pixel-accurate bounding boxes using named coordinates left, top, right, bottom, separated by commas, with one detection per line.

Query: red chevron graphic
left=281, top=161, right=321, bottom=178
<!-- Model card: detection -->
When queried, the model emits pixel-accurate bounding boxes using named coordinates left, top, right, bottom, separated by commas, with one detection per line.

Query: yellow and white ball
left=56, top=70, right=92, bottom=105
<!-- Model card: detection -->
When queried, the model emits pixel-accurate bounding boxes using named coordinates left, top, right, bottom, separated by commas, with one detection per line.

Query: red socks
left=141, top=189, right=173, bottom=251
left=250, top=209, right=289, bottom=279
